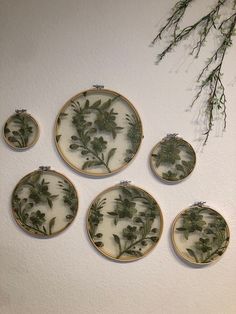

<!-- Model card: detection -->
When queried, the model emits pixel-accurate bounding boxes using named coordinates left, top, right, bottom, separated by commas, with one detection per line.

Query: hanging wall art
left=55, top=87, right=143, bottom=176
left=3, top=110, right=39, bottom=150
left=150, top=134, right=196, bottom=182
left=11, top=167, right=78, bottom=237
left=172, top=202, right=230, bottom=265
left=87, top=182, right=163, bottom=261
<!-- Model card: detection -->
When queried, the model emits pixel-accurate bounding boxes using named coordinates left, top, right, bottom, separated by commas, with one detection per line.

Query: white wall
left=1, top=1, right=236, bottom=313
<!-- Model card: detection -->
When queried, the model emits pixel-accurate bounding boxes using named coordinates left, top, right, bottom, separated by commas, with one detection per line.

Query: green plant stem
left=16, top=211, right=47, bottom=235
left=151, top=0, right=194, bottom=44
left=116, top=237, right=147, bottom=259
left=20, top=133, right=27, bottom=147
left=155, top=0, right=227, bottom=63
left=152, top=0, right=236, bottom=144
left=14, top=138, right=23, bottom=147
left=80, top=142, right=111, bottom=173
left=197, top=13, right=236, bottom=144
left=202, top=244, right=228, bottom=263
left=116, top=236, right=156, bottom=259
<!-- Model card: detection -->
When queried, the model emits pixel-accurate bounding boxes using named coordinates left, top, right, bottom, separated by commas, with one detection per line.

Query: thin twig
left=152, top=0, right=236, bottom=144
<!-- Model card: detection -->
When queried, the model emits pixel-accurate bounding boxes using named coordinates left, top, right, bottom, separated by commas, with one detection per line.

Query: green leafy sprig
left=88, top=198, right=106, bottom=248
left=12, top=172, right=58, bottom=236
left=151, top=135, right=195, bottom=181
left=124, top=114, right=142, bottom=163
left=69, top=97, right=123, bottom=173
left=4, top=114, right=34, bottom=148
left=152, top=0, right=236, bottom=144
left=108, top=186, right=160, bottom=259
left=58, top=179, right=78, bottom=222
left=176, top=206, right=229, bottom=263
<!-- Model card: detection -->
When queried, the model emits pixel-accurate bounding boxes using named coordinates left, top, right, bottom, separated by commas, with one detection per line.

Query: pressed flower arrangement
left=87, top=183, right=163, bottom=261
left=55, top=88, right=143, bottom=176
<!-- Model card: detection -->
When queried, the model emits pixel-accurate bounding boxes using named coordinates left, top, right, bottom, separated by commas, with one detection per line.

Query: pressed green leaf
left=66, top=214, right=74, bottom=220
left=29, top=172, right=41, bottom=184
left=56, top=135, right=61, bottom=142
left=47, top=198, right=53, bottom=208
left=107, top=212, right=117, bottom=216
left=126, top=250, right=143, bottom=257
left=49, top=217, right=56, bottom=235
left=84, top=99, right=90, bottom=109
left=71, top=135, right=79, bottom=140
left=121, top=187, right=132, bottom=198
left=176, top=164, right=184, bottom=171
left=107, top=148, right=116, bottom=164
left=50, top=195, right=58, bottom=202
left=95, top=241, right=104, bottom=247
left=111, top=129, right=117, bottom=139
left=4, top=126, right=10, bottom=133
left=134, top=217, right=143, bottom=223
left=113, top=234, right=121, bottom=245
left=87, top=128, right=97, bottom=134
left=176, top=227, right=186, bottom=231
left=150, top=236, right=158, bottom=242
left=151, top=228, right=158, bottom=233
left=91, top=100, right=101, bottom=108
left=186, top=248, right=198, bottom=262
left=70, top=144, right=79, bottom=150
left=82, top=160, right=102, bottom=169
left=95, top=233, right=103, bottom=238
left=100, top=99, right=111, bottom=110
left=8, top=136, right=18, bottom=142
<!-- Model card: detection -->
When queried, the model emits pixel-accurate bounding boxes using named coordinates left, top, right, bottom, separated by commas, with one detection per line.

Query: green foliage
left=30, top=210, right=46, bottom=227
left=88, top=198, right=106, bottom=247
left=152, top=0, right=236, bottom=144
left=108, top=197, right=137, bottom=225
left=49, top=217, right=56, bottom=235
left=56, top=135, right=61, bottom=143
left=57, top=112, right=68, bottom=126
left=123, top=225, right=138, bottom=241
left=5, top=114, right=34, bottom=148
left=176, top=206, right=229, bottom=263
left=69, top=97, right=123, bottom=172
left=12, top=172, right=59, bottom=236
left=152, top=136, right=195, bottom=181
left=176, top=207, right=206, bottom=240
left=58, top=179, right=78, bottom=220
left=91, top=137, right=107, bottom=153
left=26, top=175, right=58, bottom=208
left=124, top=114, right=142, bottom=163
left=108, top=186, right=160, bottom=259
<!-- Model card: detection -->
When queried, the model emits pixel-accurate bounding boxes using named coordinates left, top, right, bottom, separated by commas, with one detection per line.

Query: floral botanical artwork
left=151, top=0, right=236, bottom=144
left=4, top=110, right=39, bottom=150
left=150, top=134, right=196, bottom=182
left=172, top=203, right=230, bottom=264
left=12, top=168, right=78, bottom=237
left=55, top=88, right=143, bottom=176
left=87, top=183, right=163, bottom=261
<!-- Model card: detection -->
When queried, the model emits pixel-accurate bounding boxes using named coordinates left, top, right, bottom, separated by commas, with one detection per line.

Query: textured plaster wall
left=0, top=1, right=236, bottom=313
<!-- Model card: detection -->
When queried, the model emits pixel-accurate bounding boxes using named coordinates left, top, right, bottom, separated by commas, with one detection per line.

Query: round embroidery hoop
left=3, top=110, right=40, bottom=150
left=12, top=167, right=79, bottom=238
left=87, top=182, right=163, bottom=262
left=55, top=87, right=143, bottom=177
left=150, top=134, right=196, bottom=183
left=172, top=202, right=230, bottom=265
